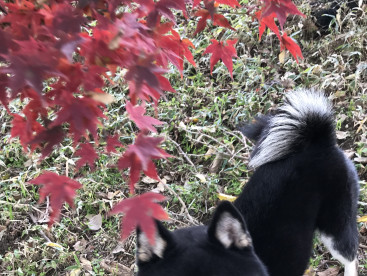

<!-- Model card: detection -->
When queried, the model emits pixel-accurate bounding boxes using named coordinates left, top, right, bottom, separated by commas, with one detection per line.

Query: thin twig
left=29, top=212, right=51, bottom=243
left=166, top=136, right=198, bottom=173
left=161, top=181, right=199, bottom=226
left=184, top=129, right=233, bottom=155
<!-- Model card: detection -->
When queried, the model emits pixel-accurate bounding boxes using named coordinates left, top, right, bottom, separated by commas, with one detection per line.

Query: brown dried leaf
left=317, top=267, right=339, bottom=276
left=87, top=214, right=102, bottom=231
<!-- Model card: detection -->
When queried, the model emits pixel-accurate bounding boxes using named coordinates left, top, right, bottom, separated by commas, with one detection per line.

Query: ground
left=0, top=0, right=367, bottom=275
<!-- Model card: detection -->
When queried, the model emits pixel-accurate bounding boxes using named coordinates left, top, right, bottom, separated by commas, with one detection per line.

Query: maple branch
left=161, top=181, right=199, bottom=225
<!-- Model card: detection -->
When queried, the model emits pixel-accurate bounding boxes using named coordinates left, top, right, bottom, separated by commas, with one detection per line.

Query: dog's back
left=236, top=89, right=359, bottom=276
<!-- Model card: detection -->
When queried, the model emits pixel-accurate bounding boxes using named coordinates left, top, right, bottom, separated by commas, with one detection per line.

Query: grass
left=0, top=0, right=367, bottom=275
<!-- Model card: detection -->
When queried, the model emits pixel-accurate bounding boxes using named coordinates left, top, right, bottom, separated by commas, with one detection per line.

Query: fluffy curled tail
left=239, top=89, right=336, bottom=169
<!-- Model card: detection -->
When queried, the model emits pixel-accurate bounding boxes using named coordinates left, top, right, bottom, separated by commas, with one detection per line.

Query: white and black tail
left=239, top=89, right=336, bottom=169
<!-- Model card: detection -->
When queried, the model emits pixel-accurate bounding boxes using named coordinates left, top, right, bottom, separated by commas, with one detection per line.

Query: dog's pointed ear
left=136, top=221, right=174, bottom=263
left=208, top=201, right=252, bottom=249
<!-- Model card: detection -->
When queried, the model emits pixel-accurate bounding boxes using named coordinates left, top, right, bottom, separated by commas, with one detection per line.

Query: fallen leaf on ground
left=151, top=179, right=166, bottom=193
left=218, top=193, right=237, bottom=202
left=87, top=214, right=102, bottom=231
left=336, top=131, right=348, bottom=140
left=354, top=157, right=367, bottom=164
left=195, top=173, right=207, bottom=183
left=73, top=239, right=88, bottom=252
left=112, top=241, right=125, bottom=254
left=317, top=267, right=339, bottom=276
left=80, top=257, right=93, bottom=272
left=45, top=242, right=64, bottom=251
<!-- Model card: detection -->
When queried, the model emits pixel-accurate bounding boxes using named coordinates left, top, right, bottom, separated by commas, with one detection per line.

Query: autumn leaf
left=0, top=73, right=9, bottom=109
left=75, top=143, right=98, bottom=170
left=118, top=132, right=171, bottom=193
left=215, top=0, right=240, bottom=8
left=106, top=134, right=123, bottom=153
left=203, top=39, right=238, bottom=78
left=256, top=11, right=280, bottom=40
left=193, top=9, right=235, bottom=36
left=50, top=97, right=107, bottom=144
left=260, top=0, right=305, bottom=29
left=109, top=192, right=168, bottom=244
left=29, top=126, right=65, bottom=159
left=156, top=29, right=196, bottom=75
left=280, top=33, right=303, bottom=63
left=39, top=3, right=86, bottom=35
left=128, top=74, right=175, bottom=106
left=10, top=114, right=44, bottom=151
left=126, top=101, right=164, bottom=133
left=2, top=39, right=64, bottom=95
left=30, top=172, right=82, bottom=227
left=125, top=58, right=167, bottom=96
left=149, top=0, right=188, bottom=23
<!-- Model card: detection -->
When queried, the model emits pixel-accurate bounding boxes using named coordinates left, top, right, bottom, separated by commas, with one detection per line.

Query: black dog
left=136, top=201, right=268, bottom=276
left=236, top=89, right=359, bottom=276
left=136, top=89, right=359, bottom=276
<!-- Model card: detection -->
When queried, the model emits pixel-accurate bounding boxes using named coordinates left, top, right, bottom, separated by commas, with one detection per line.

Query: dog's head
left=136, top=201, right=268, bottom=276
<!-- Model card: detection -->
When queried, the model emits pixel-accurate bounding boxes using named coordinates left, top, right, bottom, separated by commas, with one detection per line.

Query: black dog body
left=235, top=146, right=359, bottom=275
left=136, top=89, right=359, bottom=276
left=236, top=89, right=359, bottom=276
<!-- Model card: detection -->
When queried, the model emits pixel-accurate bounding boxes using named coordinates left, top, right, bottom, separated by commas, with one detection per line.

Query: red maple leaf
left=50, top=97, right=106, bottom=144
left=147, top=0, right=187, bottom=24
left=215, top=0, right=240, bottom=8
left=29, top=126, right=65, bottom=159
left=109, top=192, right=168, bottom=244
left=126, top=101, right=164, bottom=133
left=193, top=0, right=201, bottom=7
left=0, top=73, right=9, bottom=109
left=193, top=9, right=235, bottom=36
left=256, top=11, right=281, bottom=40
left=39, top=3, right=86, bottom=35
left=10, top=114, right=44, bottom=151
left=30, top=172, right=82, bottom=227
left=260, top=0, right=305, bottom=29
left=75, top=143, right=98, bottom=170
left=2, top=39, right=64, bottom=95
left=125, top=57, right=166, bottom=96
left=280, top=33, right=303, bottom=63
left=155, top=28, right=196, bottom=76
left=203, top=39, right=238, bottom=78
left=128, top=74, right=175, bottom=106
left=106, top=134, right=123, bottom=153
left=118, top=132, right=171, bottom=193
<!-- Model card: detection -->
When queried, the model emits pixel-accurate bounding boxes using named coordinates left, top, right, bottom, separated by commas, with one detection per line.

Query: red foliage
left=75, top=143, right=99, bottom=170
left=194, top=9, right=235, bottom=36
left=106, top=135, right=123, bottom=153
left=260, top=0, right=305, bottom=29
left=30, top=172, right=82, bottom=227
left=126, top=101, right=164, bottom=133
left=204, top=39, right=238, bottom=78
left=0, top=0, right=304, bottom=242
left=109, top=192, right=168, bottom=244
left=280, top=33, right=303, bottom=63
left=256, top=0, right=305, bottom=61
left=118, top=132, right=171, bottom=193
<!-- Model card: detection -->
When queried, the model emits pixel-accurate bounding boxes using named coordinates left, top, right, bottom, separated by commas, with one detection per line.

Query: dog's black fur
left=136, top=89, right=359, bottom=276
left=235, top=89, right=359, bottom=276
left=136, top=201, right=268, bottom=276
